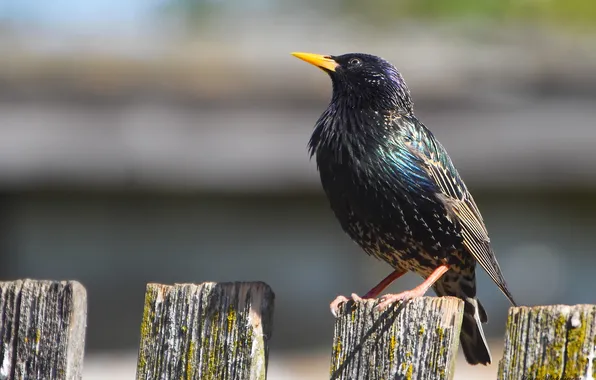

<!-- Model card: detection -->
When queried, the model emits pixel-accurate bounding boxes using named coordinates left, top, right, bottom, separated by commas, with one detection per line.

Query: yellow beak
left=291, top=52, right=338, bottom=72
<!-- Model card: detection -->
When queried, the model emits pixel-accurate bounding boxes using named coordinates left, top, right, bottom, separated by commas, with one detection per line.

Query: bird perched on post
left=292, top=51, right=517, bottom=365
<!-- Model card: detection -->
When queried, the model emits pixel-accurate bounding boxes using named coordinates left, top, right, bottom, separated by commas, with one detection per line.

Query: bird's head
left=292, top=52, right=413, bottom=113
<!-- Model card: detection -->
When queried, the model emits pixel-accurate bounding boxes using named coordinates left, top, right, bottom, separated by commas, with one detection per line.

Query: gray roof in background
left=0, top=17, right=595, bottom=191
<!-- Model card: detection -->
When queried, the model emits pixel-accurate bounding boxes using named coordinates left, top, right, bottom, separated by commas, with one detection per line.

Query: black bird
left=292, top=52, right=517, bottom=365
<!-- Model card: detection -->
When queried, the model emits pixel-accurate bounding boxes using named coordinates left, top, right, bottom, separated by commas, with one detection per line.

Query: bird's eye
left=348, top=58, right=362, bottom=67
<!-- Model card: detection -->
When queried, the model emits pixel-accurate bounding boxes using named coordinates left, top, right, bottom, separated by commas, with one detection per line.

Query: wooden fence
left=0, top=279, right=594, bottom=380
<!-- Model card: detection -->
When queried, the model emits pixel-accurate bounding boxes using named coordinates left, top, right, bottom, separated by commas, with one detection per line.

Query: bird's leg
left=376, top=264, right=450, bottom=310
left=361, top=268, right=407, bottom=299
left=330, top=268, right=406, bottom=316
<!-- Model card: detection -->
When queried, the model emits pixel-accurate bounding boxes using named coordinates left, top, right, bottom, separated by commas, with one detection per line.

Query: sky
left=0, top=0, right=160, bottom=32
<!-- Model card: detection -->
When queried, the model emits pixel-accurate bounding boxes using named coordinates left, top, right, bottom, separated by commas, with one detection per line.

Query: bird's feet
left=330, top=293, right=368, bottom=317
left=375, top=264, right=450, bottom=310
left=330, top=265, right=450, bottom=315
left=376, top=289, right=423, bottom=311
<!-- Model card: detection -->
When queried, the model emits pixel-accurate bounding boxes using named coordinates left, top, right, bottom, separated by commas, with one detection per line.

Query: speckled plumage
left=294, top=52, right=517, bottom=365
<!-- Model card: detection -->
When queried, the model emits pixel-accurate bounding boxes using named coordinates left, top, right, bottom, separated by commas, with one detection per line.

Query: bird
left=291, top=51, right=517, bottom=365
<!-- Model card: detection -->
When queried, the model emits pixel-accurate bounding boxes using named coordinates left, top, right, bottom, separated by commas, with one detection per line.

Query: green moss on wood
left=206, top=310, right=221, bottom=380
left=500, top=306, right=596, bottom=380
left=247, top=319, right=254, bottom=341
left=226, top=305, right=236, bottom=334
left=529, top=314, right=566, bottom=378
left=388, top=333, right=396, bottom=364
left=139, top=289, right=155, bottom=342
left=436, top=326, right=444, bottom=340
left=405, top=363, right=413, bottom=380
left=186, top=340, right=196, bottom=380
left=527, top=362, right=557, bottom=379
left=332, top=335, right=342, bottom=373
left=594, top=333, right=596, bottom=378
left=436, top=326, right=445, bottom=357
left=400, top=362, right=408, bottom=372
left=138, top=287, right=157, bottom=373
left=250, top=327, right=269, bottom=380
left=563, top=313, right=589, bottom=378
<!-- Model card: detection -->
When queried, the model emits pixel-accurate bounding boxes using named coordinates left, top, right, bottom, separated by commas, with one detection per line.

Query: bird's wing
left=393, top=119, right=516, bottom=305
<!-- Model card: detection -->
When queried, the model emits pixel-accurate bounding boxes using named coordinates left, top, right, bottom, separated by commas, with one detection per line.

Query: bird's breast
left=315, top=141, right=464, bottom=271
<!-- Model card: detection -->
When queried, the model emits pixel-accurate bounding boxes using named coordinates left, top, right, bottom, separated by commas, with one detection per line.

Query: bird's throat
left=309, top=105, right=392, bottom=164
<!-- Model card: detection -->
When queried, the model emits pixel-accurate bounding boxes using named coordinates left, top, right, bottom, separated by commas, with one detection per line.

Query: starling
left=292, top=52, right=517, bottom=365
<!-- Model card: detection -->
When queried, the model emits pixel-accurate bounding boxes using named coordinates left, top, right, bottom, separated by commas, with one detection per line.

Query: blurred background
left=1, top=0, right=596, bottom=378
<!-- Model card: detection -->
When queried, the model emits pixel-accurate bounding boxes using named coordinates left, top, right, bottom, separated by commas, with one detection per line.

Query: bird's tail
left=432, top=269, right=491, bottom=365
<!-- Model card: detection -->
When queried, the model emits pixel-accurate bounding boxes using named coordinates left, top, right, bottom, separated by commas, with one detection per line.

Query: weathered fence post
left=136, top=281, right=275, bottom=380
left=329, top=296, right=464, bottom=380
left=498, top=304, right=596, bottom=380
left=0, top=279, right=87, bottom=380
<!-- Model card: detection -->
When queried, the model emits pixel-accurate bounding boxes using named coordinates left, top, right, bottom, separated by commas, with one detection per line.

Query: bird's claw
left=375, top=290, right=417, bottom=311
left=330, top=293, right=367, bottom=317
left=330, top=295, right=349, bottom=317
left=350, top=293, right=364, bottom=302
